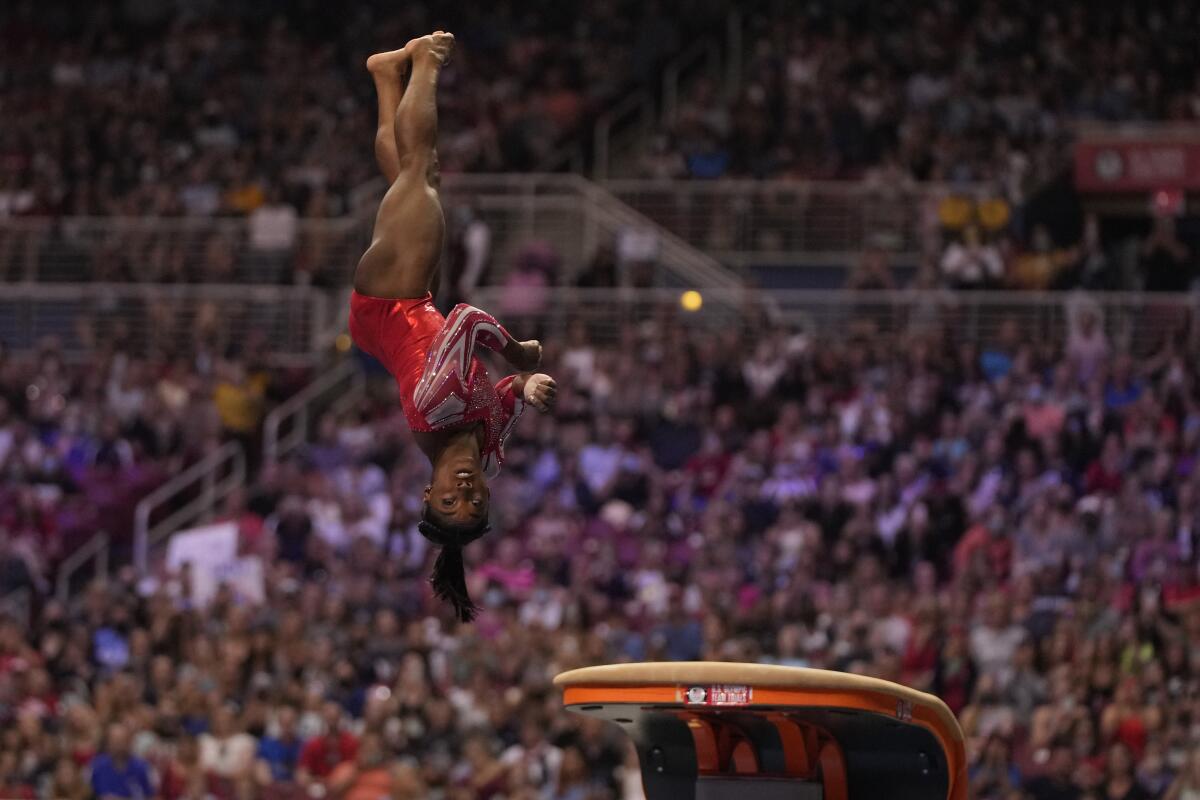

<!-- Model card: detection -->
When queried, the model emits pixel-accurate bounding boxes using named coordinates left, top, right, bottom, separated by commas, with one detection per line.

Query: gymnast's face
left=425, top=459, right=490, bottom=525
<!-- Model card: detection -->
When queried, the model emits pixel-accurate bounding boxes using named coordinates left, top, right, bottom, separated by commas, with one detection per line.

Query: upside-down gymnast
left=349, top=32, right=558, bottom=621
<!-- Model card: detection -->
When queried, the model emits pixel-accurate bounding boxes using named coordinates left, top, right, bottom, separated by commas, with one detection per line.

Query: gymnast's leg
left=354, top=32, right=454, bottom=300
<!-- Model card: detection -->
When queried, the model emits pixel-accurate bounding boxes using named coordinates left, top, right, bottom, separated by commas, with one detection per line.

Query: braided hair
left=418, top=504, right=491, bottom=622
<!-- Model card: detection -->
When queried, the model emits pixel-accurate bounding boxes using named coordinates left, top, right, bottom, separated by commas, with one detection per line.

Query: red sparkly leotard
left=348, top=292, right=524, bottom=478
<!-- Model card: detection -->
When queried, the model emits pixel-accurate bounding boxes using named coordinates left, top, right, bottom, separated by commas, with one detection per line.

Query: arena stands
left=0, top=333, right=309, bottom=601
left=3, top=2, right=1200, bottom=800
left=649, top=0, right=1200, bottom=183
left=623, top=0, right=1200, bottom=294
left=3, top=294, right=1200, bottom=799
left=0, top=0, right=725, bottom=216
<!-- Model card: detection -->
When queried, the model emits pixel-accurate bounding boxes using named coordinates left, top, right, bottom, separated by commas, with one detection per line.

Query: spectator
left=1103, top=742, right=1152, bottom=800
left=247, top=189, right=300, bottom=283
left=1165, top=746, right=1200, bottom=800
left=502, top=716, right=564, bottom=794
left=90, top=723, right=154, bottom=800
left=551, top=746, right=597, bottom=800
left=47, top=757, right=89, bottom=800
left=198, top=704, right=257, bottom=793
left=455, top=734, right=508, bottom=797
left=213, top=359, right=269, bottom=444
left=500, top=242, right=556, bottom=319
left=971, top=734, right=1022, bottom=799
left=1011, top=225, right=1076, bottom=291
left=255, top=706, right=303, bottom=788
left=1024, top=745, right=1082, bottom=800
left=575, top=242, right=620, bottom=289
left=1066, top=306, right=1110, bottom=385
left=1140, top=216, right=1193, bottom=292
left=941, top=226, right=1005, bottom=289
left=325, top=732, right=394, bottom=800
left=158, top=736, right=208, bottom=800
left=297, top=702, right=359, bottom=792
left=847, top=246, right=896, bottom=290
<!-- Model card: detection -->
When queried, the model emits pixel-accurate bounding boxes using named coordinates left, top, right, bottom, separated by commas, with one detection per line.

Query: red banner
left=1074, top=140, right=1200, bottom=192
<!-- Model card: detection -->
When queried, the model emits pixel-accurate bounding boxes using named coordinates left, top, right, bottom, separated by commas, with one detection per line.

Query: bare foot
left=366, top=47, right=409, bottom=77
left=506, top=339, right=542, bottom=371
left=404, top=31, right=455, bottom=66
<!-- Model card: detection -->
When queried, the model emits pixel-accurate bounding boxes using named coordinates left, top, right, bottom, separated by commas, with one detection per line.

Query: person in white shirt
left=940, top=226, right=1005, bottom=288
left=248, top=190, right=299, bottom=253
left=969, top=592, right=1027, bottom=690
left=1066, top=305, right=1109, bottom=384
left=500, top=717, right=564, bottom=797
left=199, top=704, right=257, bottom=787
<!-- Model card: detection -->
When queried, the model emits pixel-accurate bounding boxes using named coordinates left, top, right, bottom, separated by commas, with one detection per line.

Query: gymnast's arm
left=446, top=303, right=543, bottom=372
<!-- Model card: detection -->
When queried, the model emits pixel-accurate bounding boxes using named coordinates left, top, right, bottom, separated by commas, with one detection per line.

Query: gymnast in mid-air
left=350, top=32, right=558, bottom=621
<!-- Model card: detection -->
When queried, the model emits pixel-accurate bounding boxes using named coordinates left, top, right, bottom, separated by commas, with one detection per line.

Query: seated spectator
left=255, top=706, right=304, bottom=788
left=1011, top=225, right=1076, bottom=291
left=198, top=704, right=257, bottom=794
left=47, top=757, right=89, bottom=800
left=1140, top=215, right=1193, bottom=292
left=846, top=246, right=896, bottom=290
left=297, top=702, right=359, bottom=792
left=248, top=189, right=300, bottom=283
left=90, top=723, right=155, bottom=800
left=941, top=226, right=1005, bottom=290
left=1165, top=746, right=1200, bottom=800
left=1066, top=305, right=1109, bottom=385
left=1023, top=745, right=1081, bottom=800
left=159, top=736, right=207, bottom=800
left=325, top=732, right=395, bottom=800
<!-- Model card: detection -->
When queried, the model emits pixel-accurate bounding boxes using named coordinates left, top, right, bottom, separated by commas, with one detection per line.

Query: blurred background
left=1, top=1, right=1200, bottom=799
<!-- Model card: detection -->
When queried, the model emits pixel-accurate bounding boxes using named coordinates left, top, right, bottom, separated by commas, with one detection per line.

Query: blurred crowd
left=5, top=0, right=1199, bottom=294
left=0, top=0, right=718, bottom=219
left=0, top=330, right=300, bottom=596
left=631, top=0, right=1200, bottom=295
left=0, top=0, right=721, bottom=283
left=4, top=0, right=1200, bottom=798
left=2, top=296, right=1200, bottom=799
left=643, top=0, right=1200, bottom=183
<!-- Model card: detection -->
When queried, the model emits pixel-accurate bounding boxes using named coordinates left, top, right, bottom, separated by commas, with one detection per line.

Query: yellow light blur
left=680, top=290, right=703, bottom=312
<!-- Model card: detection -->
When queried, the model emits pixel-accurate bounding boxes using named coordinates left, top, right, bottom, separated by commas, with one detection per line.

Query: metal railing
left=133, top=441, right=247, bottom=572
left=662, top=40, right=721, bottom=125
left=291, top=173, right=740, bottom=288
left=56, top=532, right=110, bottom=604
left=470, top=286, right=1198, bottom=356
left=6, top=175, right=965, bottom=301
left=576, top=179, right=741, bottom=288
left=441, top=173, right=741, bottom=287
left=605, top=179, right=976, bottom=265
left=594, top=35, right=724, bottom=181
left=263, top=359, right=366, bottom=465
left=0, top=283, right=338, bottom=365
left=538, top=143, right=587, bottom=174
left=593, top=90, right=656, bottom=181
left=0, top=214, right=369, bottom=284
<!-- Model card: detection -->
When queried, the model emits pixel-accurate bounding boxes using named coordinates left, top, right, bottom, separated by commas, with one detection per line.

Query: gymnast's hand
left=504, top=338, right=543, bottom=371
left=519, top=373, right=557, bottom=413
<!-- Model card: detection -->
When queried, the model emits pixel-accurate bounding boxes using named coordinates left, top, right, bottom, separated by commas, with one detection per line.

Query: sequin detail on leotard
left=410, top=304, right=524, bottom=478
